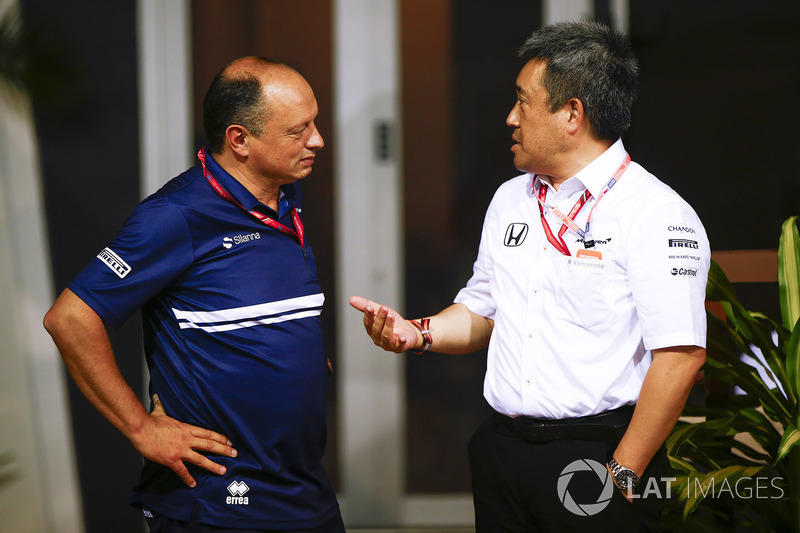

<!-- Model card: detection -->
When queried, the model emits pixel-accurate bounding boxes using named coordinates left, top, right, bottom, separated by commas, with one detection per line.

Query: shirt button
left=526, top=379, right=532, bottom=385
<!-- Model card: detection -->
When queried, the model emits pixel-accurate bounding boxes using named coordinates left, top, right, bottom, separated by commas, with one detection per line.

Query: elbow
left=692, top=347, right=707, bottom=372
left=43, top=305, right=60, bottom=337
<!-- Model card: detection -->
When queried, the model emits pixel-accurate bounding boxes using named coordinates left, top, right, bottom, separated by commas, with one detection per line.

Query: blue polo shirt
left=69, top=148, right=340, bottom=529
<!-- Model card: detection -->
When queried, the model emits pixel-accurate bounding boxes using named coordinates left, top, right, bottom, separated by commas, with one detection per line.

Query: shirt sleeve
left=68, top=197, right=194, bottom=329
left=627, top=196, right=710, bottom=350
left=454, top=197, right=498, bottom=320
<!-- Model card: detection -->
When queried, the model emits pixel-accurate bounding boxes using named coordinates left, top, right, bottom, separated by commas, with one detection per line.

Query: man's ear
left=564, top=97, right=585, bottom=135
left=225, top=125, right=249, bottom=157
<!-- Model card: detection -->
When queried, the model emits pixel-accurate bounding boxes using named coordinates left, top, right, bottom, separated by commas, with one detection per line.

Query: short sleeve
left=627, top=197, right=710, bottom=350
left=454, top=200, right=497, bottom=320
left=69, top=197, right=194, bottom=328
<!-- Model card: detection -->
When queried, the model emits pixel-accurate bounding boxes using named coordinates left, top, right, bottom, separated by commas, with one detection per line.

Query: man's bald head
left=202, top=57, right=306, bottom=154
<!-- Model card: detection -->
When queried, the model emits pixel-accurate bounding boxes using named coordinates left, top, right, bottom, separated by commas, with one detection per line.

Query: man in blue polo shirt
left=44, top=57, right=343, bottom=532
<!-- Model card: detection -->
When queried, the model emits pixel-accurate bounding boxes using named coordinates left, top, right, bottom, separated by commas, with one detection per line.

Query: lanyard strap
left=198, top=148, right=305, bottom=248
left=537, top=186, right=590, bottom=255
left=535, top=153, right=631, bottom=256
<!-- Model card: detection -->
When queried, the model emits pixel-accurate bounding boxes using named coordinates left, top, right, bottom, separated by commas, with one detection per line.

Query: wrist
left=607, top=457, right=640, bottom=493
left=409, top=318, right=433, bottom=354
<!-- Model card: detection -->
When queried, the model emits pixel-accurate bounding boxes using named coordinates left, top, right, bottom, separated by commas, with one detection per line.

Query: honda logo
left=504, top=223, right=529, bottom=247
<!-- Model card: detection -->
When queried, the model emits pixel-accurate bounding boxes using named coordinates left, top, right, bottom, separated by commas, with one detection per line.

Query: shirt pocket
left=553, top=256, right=617, bottom=329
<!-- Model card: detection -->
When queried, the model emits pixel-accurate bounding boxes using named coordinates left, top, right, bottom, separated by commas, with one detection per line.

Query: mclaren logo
left=226, top=480, right=250, bottom=505
left=97, top=247, right=131, bottom=278
left=504, top=223, right=529, bottom=247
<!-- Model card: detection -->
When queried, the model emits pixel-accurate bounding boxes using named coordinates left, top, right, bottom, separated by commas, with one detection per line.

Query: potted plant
left=665, top=216, right=800, bottom=532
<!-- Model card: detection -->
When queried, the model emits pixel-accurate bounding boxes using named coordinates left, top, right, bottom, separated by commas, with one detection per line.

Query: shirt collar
left=200, top=146, right=296, bottom=214
left=531, top=138, right=628, bottom=198
left=571, top=138, right=628, bottom=198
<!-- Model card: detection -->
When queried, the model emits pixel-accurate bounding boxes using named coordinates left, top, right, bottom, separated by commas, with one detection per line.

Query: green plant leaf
left=775, top=424, right=800, bottom=464
left=680, top=465, right=765, bottom=520
left=786, top=320, right=800, bottom=401
left=779, top=216, right=800, bottom=331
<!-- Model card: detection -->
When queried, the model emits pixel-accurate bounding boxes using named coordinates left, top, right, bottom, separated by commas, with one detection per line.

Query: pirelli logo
left=97, top=247, right=131, bottom=278
left=668, top=239, right=699, bottom=249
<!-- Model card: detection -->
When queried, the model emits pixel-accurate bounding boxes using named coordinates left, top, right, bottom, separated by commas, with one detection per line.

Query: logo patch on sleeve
left=97, top=247, right=131, bottom=278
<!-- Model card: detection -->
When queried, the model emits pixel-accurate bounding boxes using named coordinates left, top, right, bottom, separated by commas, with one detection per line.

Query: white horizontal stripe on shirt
left=172, top=293, right=324, bottom=332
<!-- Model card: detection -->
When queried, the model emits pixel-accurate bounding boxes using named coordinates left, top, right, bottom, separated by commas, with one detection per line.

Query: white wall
left=0, top=4, right=83, bottom=529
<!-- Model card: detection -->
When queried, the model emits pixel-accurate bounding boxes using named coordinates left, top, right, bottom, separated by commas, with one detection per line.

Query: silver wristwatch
left=607, top=458, right=639, bottom=492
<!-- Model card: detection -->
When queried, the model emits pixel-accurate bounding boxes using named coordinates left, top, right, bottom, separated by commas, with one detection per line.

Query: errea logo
left=222, top=232, right=261, bottom=249
left=226, top=480, right=250, bottom=505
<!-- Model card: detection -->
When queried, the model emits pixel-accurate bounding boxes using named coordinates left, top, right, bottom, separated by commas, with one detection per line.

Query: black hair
left=202, top=57, right=279, bottom=154
left=518, top=21, right=639, bottom=141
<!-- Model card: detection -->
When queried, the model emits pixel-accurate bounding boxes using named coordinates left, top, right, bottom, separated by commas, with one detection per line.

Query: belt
left=493, top=404, right=635, bottom=443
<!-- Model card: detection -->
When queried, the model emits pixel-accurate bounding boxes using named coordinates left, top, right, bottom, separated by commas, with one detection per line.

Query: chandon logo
left=504, top=223, right=529, bottom=247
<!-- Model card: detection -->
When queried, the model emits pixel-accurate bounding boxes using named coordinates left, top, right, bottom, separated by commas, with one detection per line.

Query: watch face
left=617, top=471, right=638, bottom=491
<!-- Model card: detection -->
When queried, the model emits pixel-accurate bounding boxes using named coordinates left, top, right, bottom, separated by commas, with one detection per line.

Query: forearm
left=44, top=289, right=149, bottom=442
left=420, top=303, right=494, bottom=354
left=612, top=345, right=706, bottom=476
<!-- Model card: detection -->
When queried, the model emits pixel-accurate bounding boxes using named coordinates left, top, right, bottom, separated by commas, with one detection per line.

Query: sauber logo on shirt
left=222, top=232, right=261, bottom=249
left=669, top=239, right=699, bottom=249
left=671, top=267, right=698, bottom=277
left=504, top=223, right=529, bottom=247
left=226, top=480, right=250, bottom=505
left=97, top=247, right=131, bottom=278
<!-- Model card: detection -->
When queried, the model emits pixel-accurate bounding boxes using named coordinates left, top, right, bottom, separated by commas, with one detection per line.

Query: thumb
left=349, top=295, right=368, bottom=311
left=152, top=394, right=165, bottom=415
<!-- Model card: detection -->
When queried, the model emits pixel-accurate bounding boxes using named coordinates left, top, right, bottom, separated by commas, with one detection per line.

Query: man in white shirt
left=350, top=21, right=708, bottom=532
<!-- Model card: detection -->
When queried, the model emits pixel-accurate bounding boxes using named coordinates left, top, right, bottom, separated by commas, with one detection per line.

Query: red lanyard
left=537, top=186, right=590, bottom=256
left=198, top=149, right=305, bottom=248
left=535, top=153, right=631, bottom=256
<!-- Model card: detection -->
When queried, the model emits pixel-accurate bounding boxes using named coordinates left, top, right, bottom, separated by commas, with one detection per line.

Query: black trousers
left=468, top=408, right=672, bottom=533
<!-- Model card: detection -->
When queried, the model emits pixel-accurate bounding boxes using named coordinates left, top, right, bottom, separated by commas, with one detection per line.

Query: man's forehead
left=516, top=60, right=546, bottom=91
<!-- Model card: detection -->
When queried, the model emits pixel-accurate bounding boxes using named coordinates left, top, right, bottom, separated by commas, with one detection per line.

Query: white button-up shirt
left=454, top=139, right=709, bottom=419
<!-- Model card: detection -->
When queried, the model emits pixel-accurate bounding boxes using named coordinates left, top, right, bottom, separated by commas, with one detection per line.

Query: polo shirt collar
left=200, top=146, right=296, bottom=214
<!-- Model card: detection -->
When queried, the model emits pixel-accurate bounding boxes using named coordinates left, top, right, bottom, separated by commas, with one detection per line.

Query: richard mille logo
left=226, top=481, right=250, bottom=505
left=504, top=223, right=529, bottom=247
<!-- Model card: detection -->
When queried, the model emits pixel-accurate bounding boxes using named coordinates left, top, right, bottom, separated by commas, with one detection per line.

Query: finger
left=349, top=295, right=369, bottom=312
left=383, top=313, right=404, bottom=352
left=187, top=451, right=228, bottom=476
left=191, top=435, right=238, bottom=458
left=172, top=461, right=197, bottom=488
left=372, top=306, right=389, bottom=339
left=362, top=304, right=375, bottom=331
left=190, top=426, right=234, bottom=448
